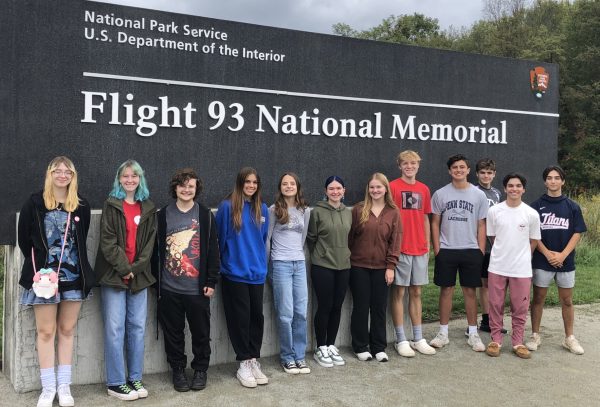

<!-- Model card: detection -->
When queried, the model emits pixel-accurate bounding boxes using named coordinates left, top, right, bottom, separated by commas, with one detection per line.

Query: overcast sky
left=95, top=0, right=486, bottom=35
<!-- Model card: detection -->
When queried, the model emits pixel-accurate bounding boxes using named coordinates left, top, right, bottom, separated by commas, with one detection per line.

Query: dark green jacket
left=95, top=197, right=157, bottom=293
left=306, top=201, right=352, bottom=270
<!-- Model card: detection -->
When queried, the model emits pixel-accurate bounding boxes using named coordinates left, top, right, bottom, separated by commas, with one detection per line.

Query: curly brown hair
left=169, top=168, right=203, bottom=200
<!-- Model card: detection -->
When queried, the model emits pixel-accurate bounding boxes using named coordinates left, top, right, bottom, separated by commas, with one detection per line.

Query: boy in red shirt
left=389, top=150, right=436, bottom=357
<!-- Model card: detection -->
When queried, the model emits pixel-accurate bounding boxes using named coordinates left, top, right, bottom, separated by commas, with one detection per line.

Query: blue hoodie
left=216, top=199, right=269, bottom=284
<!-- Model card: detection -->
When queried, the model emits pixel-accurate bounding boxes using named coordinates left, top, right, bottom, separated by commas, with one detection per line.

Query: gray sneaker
left=313, top=346, right=334, bottom=368
left=327, top=345, right=345, bottom=366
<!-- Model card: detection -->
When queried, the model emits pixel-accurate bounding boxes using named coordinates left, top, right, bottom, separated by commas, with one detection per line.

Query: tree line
left=334, top=0, right=600, bottom=193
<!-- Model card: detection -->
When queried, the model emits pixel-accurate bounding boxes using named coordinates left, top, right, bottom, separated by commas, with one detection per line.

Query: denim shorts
left=20, top=288, right=87, bottom=306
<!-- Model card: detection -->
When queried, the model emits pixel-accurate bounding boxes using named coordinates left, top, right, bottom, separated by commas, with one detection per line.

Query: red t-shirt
left=390, top=178, right=431, bottom=256
left=123, top=200, right=141, bottom=264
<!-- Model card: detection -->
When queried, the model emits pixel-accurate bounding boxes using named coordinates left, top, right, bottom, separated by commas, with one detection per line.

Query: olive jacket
left=95, top=197, right=157, bottom=293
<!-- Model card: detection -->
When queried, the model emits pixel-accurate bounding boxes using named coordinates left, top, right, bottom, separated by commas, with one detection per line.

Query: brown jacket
left=348, top=204, right=402, bottom=270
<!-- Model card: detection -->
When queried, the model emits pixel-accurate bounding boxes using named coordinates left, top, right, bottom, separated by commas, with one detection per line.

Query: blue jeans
left=271, top=260, right=308, bottom=363
left=101, top=286, right=148, bottom=386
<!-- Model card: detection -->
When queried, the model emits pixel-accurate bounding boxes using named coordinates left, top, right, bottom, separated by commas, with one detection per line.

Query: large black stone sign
left=1, top=0, right=558, bottom=244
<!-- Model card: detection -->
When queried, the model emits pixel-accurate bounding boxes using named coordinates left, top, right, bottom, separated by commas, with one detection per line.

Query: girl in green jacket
left=306, top=175, right=352, bottom=368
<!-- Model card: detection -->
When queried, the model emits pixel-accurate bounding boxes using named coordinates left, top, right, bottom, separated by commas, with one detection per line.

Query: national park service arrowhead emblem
left=530, top=67, right=549, bottom=99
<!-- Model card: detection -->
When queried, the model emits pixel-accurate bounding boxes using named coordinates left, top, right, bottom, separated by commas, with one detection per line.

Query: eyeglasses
left=53, top=170, right=73, bottom=177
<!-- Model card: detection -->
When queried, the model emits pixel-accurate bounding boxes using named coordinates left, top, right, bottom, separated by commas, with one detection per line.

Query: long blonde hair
left=43, top=156, right=80, bottom=212
left=359, top=173, right=396, bottom=225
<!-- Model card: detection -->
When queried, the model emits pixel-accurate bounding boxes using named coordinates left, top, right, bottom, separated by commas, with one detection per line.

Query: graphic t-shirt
left=431, top=183, right=488, bottom=250
left=161, top=202, right=201, bottom=295
left=487, top=202, right=541, bottom=278
left=44, top=207, right=80, bottom=291
left=531, top=194, right=587, bottom=272
left=122, top=200, right=141, bottom=264
left=390, top=178, right=431, bottom=255
left=477, top=184, right=502, bottom=253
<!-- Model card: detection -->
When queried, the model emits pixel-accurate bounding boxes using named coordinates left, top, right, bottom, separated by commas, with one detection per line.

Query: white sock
left=57, top=364, right=71, bottom=386
left=468, top=325, right=478, bottom=335
left=395, top=326, right=407, bottom=342
left=439, top=324, right=449, bottom=335
left=412, top=325, right=423, bottom=341
left=40, top=367, right=56, bottom=391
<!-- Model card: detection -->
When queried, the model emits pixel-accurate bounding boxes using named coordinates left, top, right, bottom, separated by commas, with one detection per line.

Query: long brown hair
left=229, top=167, right=263, bottom=231
left=359, top=172, right=396, bottom=225
left=43, top=156, right=80, bottom=212
left=274, top=172, right=308, bottom=224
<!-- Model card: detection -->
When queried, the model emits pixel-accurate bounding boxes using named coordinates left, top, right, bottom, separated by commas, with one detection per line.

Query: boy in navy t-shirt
left=526, top=165, right=587, bottom=355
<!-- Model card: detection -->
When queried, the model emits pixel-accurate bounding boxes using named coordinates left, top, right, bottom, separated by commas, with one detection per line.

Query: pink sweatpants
left=488, top=272, right=531, bottom=346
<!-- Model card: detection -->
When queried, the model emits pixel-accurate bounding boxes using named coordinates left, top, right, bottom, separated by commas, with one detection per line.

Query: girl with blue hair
left=95, top=159, right=157, bottom=401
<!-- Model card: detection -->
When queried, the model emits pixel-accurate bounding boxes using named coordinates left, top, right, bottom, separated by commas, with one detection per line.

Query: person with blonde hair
left=18, top=156, right=95, bottom=407
left=348, top=173, right=402, bottom=362
left=389, top=150, right=437, bottom=357
left=95, top=159, right=156, bottom=400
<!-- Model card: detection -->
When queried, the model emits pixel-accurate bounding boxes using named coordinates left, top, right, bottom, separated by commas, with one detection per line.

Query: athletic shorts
left=481, top=253, right=490, bottom=279
left=532, top=269, right=575, bottom=289
left=433, top=248, right=483, bottom=288
left=394, top=253, right=429, bottom=286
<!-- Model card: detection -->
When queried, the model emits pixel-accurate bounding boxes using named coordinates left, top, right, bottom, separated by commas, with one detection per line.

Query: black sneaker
left=190, top=370, right=207, bottom=391
left=295, top=360, right=311, bottom=374
left=107, top=384, right=139, bottom=401
left=127, top=380, right=148, bottom=398
left=281, top=361, right=300, bottom=374
left=172, top=367, right=190, bottom=392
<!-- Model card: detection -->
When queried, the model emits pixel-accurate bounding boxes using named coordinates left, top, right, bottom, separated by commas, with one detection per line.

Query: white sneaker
left=467, top=333, right=485, bottom=352
left=394, top=340, right=415, bottom=357
left=526, top=333, right=541, bottom=351
left=236, top=360, right=257, bottom=388
left=429, top=331, right=449, bottom=348
left=563, top=335, right=584, bottom=355
left=327, top=345, right=345, bottom=366
left=410, top=339, right=437, bottom=355
left=355, top=351, right=373, bottom=361
left=37, top=388, right=56, bottom=407
left=375, top=352, right=389, bottom=362
left=250, top=359, right=269, bottom=385
left=313, top=346, right=334, bottom=367
left=57, top=384, right=74, bottom=407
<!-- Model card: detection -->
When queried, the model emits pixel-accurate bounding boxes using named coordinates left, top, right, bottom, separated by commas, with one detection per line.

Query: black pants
left=349, top=267, right=388, bottom=354
left=158, top=290, right=211, bottom=372
left=220, top=276, right=264, bottom=361
left=311, top=264, right=350, bottom=347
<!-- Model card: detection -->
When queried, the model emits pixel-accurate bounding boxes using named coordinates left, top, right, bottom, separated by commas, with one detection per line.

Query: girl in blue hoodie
left=216, top=167, right=269, bottom=388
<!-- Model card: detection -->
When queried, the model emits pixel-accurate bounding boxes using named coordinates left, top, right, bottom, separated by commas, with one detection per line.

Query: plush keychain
left=32, top=268, right=59, bottom=299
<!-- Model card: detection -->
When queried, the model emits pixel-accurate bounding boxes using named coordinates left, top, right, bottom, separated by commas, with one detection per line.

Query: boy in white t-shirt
left=485, top=173, right=540, bottom=359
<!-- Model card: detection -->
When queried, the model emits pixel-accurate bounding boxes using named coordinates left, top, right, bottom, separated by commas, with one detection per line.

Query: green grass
left=421, top=262, right=600, bottom=322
